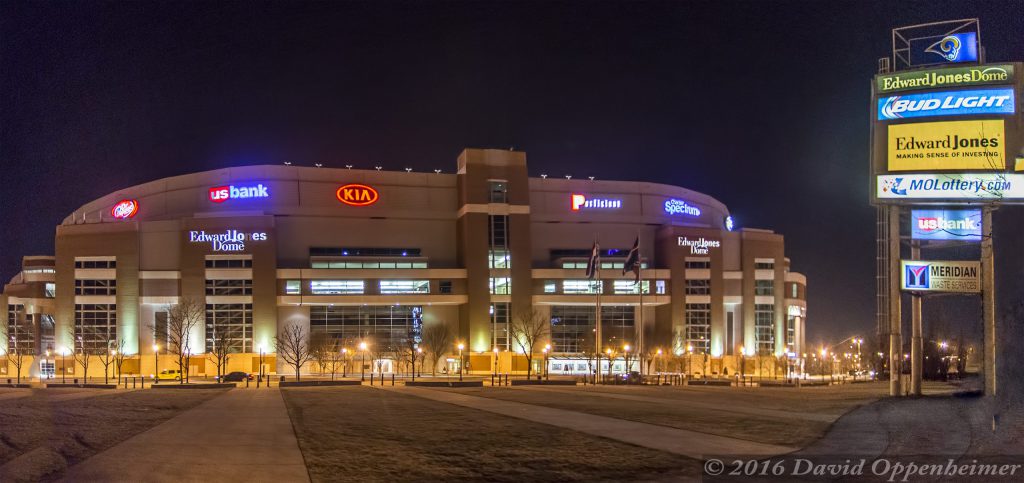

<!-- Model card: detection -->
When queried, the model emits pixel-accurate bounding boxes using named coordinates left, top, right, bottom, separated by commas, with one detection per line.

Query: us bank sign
left=189, top=230, right=268, bottom=252
left=678, top=237, right=720, bottom=255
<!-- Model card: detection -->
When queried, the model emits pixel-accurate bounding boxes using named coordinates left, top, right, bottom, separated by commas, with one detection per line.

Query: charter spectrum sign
left=876, top=64, right=1014, bottom=93
left=877, top=173, right=1024, bottom=200
left=877, top=88, right=1014, bottom=120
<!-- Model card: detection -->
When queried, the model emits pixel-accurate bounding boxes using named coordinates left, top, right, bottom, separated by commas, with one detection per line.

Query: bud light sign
left=878, top=88, right=1015, bottom=120
left=911, top=209, right=982, bottom=241
left=209, top=183, right=270, bottom=203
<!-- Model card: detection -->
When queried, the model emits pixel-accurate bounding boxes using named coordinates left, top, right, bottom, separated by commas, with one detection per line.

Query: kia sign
left=878, top=88, right=1015, bottom=120
left=877, top=174, right=1024, bottom=200
left=336, top=184, right=379, bottom=206
left=901, top=260, right=980, bottom=293
left=570, top=194, right=621, bottom=211
left=209, top=183, right=270, bottom=203
left=876, top=64, right=1014, bottom=93
left=111, top=199, right=139, bottom=219
left=911, top=209, right=982, bottom=241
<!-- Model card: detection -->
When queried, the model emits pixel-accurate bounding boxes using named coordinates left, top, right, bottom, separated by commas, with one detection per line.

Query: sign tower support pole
left=910, top=240, right=922, bottom=397
left=981, top=206, right=996, bottom=396
left=888, top=205, right=903, bottom=397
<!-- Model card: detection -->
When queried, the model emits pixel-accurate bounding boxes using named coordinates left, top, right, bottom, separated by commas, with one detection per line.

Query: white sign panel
left=900, top=260, right=981, bottom=293
left=189, top=230, right=268, bottom=252
left=877, top=173, right=1024, bottom=200
left=677, top=237, right=720, bottom=255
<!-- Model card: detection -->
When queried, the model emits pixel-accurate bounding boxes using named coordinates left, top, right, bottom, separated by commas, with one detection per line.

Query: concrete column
left=981, top=206, right=996, bottom=396
left=888, top=205, right=902, bottom=397
left=910, top=241, right=922, bottom=396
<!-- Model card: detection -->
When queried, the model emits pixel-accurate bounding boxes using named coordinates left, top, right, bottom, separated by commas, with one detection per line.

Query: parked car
left=218, top=371, right=254, bottom=382
left=156, top=369, right=182, bottom=381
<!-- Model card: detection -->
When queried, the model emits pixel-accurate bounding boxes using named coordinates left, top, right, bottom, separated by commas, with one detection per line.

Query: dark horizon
left=2, top=0, right=1022, bottom=345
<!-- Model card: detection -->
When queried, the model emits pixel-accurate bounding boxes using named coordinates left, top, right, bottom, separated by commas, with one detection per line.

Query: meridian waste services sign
left=901, top=260, right=980, bottom=293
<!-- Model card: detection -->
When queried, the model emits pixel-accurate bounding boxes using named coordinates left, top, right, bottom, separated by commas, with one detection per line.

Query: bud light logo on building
left=911, top=209, right=982, bottom=241
left=905, top=264, right=930, bottom=289
left=111, top=199, right=139, bottom=219
left=664, top=199, right=701, bottom=217
left=209, top=183, right=270, bottom=203
left=878, top=88, right=1015, bottom=120
left=925, top=32, right=978, bottom=63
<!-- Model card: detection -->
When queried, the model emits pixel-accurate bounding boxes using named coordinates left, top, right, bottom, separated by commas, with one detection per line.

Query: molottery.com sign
left=887, top=120, right=1004, bottom=171
left=901, top=260, right=980, bottom=293
left=877, top=173, right=1024, bottom=200
left=877, top=64, right=1014, bottom=93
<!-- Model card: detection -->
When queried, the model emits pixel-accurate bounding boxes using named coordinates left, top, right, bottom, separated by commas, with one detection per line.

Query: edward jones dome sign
left=188, top=230, right=268, bottom=252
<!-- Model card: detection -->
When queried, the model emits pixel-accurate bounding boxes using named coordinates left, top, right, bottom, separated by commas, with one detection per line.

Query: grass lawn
left=0, top=388, right=226, bottom=481
left=281, top=386, right=699, bottom=482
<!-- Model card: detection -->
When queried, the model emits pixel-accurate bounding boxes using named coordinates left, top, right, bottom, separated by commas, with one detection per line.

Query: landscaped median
left=151, top=382, right=236, bottom=389
left=45, top=383, right=118, bottom=389
left=279, top=380, right=362, bottom=387
left=405, top=380, right=483, bottom=387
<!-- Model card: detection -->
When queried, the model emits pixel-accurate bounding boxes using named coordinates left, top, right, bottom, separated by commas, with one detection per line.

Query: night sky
left=2, top=1, right=1022, bottom=345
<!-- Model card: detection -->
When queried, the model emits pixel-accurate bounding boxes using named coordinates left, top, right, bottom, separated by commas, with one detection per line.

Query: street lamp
left=359, top=341, right=368, bottom=381
left=493, top=347, right=499, bottom=377
left=416, top=347, right=423, bottom=379
left=686, top=344, right=693, bottom=378
left=656, top=348, right=663, bottom=374
left=60, top=347, right=68, bottom=384
left=544, top=344, right=551, bottom=380
left=457, top=343, right=465, bottom=381
left=152, top=344, right=159, bottom=382
left=623, top=344, right=630, bottom=376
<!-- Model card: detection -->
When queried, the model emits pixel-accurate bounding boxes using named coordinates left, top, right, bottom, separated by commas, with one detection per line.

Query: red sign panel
left=336, top=184, right=379, bottom=206
left=111, top=199, right=139, bottom=219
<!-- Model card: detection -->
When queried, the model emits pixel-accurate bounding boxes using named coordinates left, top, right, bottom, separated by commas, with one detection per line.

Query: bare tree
left=68, top=327, right=93, bottom=384
left=159, top=298, right=203, bottom=384
left=421, top=322, right=453, bottom=377
left=398, top=325, right=423, bottom=381
left=112, top=339, right=128, bottom=382
left=309, top=331, right=334, bottom=377
left=276, top=323, right=313, bottom=381
left=3, top=322, right=29, bottom=385
left=326, top=339, right=345, bottom=380
left=207, top=325, right=237, bottom=380
left=98, top=342, right=115, bottom=384
left=510, top=309, right=550, bottom=379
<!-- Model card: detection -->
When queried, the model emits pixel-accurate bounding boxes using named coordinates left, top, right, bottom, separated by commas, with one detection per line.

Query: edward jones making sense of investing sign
left=887, top=120, right=1004, bottom=171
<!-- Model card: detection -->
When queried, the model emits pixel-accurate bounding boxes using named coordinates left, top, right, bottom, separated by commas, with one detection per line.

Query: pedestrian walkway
left=61, top=389, right=310, bottom=482
left=519, top=385, right=839, bottom=422
left=0, top=389, right=32, bottom=401
left=388, top=386, right=798, bottom=458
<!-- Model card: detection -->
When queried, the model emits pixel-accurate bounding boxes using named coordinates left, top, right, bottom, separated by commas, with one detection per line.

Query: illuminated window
left=309, top=305, right=422, bottom=348
left=488, top=249, right=510, bottom=268
left=490, top=303, right=510, bottom=350
left=613, top=280, right=649, bottom=294
left=311, top=280, right=365, bottom=295
left=285, top=280, right=301, bottom=295
left=74, top=279, right=116, bottom=296
left=25, top=268, right=56, bottom=274
left=791, top=283, right=798, bottom=298
left=45, top=283, right=56, bottom=298
left=205, top=279, right=253, bottom=296
left=205, top=258, right=252, bottom=268
left=6, top=305, right=34, bottom=352
left=656, top=280, right=666, bottom=295
left=380, top=280, right=430, bottom=294
left=75, top=259, right=116, bottom=269
left=755, top=280, right=774, bottom=296
left=684, top=260, right=710, bottom=269
left=755, top=261, right=774, bottom=270
left=205, top=303, right=253, bottom=353
left=755, top=304, right=774, bottom=353
left=684, top=304, right=711, bottom=353
left=563, top=280, right=602, bottom=294
left=489, top=181, right=508, bottom=203
left=544, top=280, right=557, bottom=293
left=489, top=277, right=511, bottom=295
left=74, top=304, right=117, bottom=352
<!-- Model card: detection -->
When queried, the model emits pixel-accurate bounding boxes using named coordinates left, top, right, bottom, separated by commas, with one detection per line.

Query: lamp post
left=492, top=347, right=499, bottom=377
left=739, top=346, right=746, bottom=384
left=416, top=347, right=422, bottom=379
left=655, top=348, right=662, bottom=375
left=544, top=344, right=551, bottom=380
left=686, top=344, right=693, bottom=378
left=152, top=344, right=159, bottom=382
left=623, top=344, right=631, bottom=378
left=542, top=347, right=549, bottom=381
left=457, top=343, right=464, bottom=382
left=605, top=348, right=612, bottom=380
left=258, top=345, right=265, bottom=387
left=342, top=348, right=348, bottom=378
left=359, top=341, right=367, bottom=381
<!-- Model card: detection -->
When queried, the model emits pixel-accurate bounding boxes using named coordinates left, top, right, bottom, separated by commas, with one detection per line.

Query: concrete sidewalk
left=389, top=386, right=798, bottom=458
left=61, top=389, right=310, bottom=482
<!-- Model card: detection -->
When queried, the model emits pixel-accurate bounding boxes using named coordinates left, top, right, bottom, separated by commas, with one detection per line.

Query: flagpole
left=595, top=261, right=602, bottom=384
left=638, top=259, right=643, bottom=376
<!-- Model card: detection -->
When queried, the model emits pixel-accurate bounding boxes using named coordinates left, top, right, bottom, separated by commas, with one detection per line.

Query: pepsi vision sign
left=877, top=174, right=1024, bottom=200
left=901, top=260, right=980, bottom=293
left=911, top=209, right=982, bottom=241
left=878, top=88, right=1014, bottom=120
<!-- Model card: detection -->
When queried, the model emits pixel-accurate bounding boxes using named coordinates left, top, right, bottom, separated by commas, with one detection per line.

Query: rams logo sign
left=336, top=184, right=379, bottom=206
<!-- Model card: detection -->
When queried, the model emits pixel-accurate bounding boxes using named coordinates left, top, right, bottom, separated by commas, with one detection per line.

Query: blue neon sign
left=910, top=209, right=982, bottom=241
left=664, top=199, right=701, bottom=217
left=926, top=32, right=978, bottom=64
left=878, top=88, right=1015, bottom=120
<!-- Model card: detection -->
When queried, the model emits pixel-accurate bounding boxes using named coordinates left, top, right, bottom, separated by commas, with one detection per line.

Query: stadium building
left=1, top=148, right=807, bottom=380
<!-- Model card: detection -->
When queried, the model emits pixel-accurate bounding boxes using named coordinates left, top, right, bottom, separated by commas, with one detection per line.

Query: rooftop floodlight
left=434, top=169, right=441, bottom=174
left=540, top=174, right=548, bottom=179
left=565, top=175, right=572, bottom=180
left=345, top=164, right=353, bottom=169
left=283, top=161, right=292, bottom=166
left=315, top=163, right=323, bottom=168
left=405, top=168, right=412, bottom=172
left=588, top=176, right=595, bottom=181
left=374, top=166, right=382, bottom=171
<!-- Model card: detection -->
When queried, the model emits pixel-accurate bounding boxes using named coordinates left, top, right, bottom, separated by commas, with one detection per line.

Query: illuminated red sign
left=336, top=184, right=379, bottom=206
left=111, top=199, right=139, bottom=219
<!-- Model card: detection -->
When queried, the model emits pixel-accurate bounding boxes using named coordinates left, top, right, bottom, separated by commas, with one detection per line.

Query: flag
left=622, top=236, right=641, bottom=283
left=585, top=241, right=600, bottom=280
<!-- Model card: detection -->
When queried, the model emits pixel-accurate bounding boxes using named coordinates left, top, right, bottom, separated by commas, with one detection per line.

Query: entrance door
left=40, top=360, right=56, bottom=379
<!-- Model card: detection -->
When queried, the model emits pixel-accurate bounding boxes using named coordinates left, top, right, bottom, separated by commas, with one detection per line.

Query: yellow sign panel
left=888, top=120, right=1004, bottom=171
